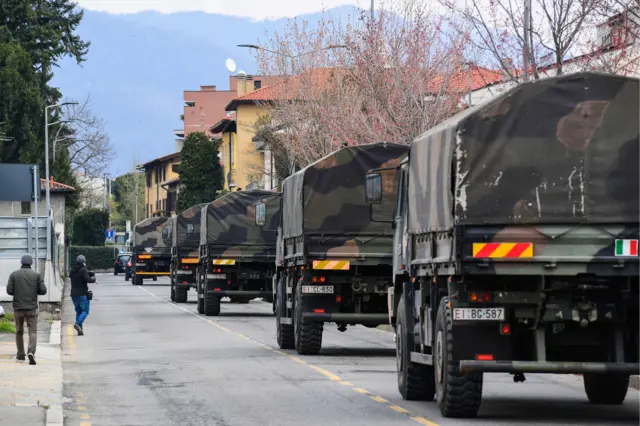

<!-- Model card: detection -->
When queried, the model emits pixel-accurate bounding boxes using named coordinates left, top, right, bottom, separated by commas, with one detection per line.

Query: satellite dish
left=225, top=58, right=237, bottom=73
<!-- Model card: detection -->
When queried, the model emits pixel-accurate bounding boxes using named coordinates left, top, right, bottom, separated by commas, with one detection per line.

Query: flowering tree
left=252, top=0, right=471, bottom=172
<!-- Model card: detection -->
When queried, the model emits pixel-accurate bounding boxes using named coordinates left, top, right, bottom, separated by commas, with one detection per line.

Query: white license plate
left=135, top=263, right=146, bottom=267
left=176, top=270, right=192, bottom=275
left=453, top=308, right=505, bottom=321
left=301, top=285, right=334, bottom=294
left=207, top=274, right=226, bottom=280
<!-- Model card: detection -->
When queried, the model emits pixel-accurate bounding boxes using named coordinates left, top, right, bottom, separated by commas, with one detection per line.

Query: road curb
left=45, top=320, right=63, bottom=426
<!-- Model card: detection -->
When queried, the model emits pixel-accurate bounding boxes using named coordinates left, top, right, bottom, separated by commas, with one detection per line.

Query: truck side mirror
left=365, top=173, right=382, bottom=204
left=255, top=201, right=266, bottom=227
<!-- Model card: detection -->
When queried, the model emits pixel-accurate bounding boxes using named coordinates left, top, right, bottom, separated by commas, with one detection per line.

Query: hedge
left=69, top=246, right=120, bottom=270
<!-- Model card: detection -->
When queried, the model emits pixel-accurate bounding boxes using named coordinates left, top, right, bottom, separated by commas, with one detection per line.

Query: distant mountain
left=51, top=6, right=361, bottom=176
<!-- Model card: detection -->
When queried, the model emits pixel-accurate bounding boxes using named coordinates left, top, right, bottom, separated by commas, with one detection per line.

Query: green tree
left=72, top=208, right=109, bottom=246
left=178, top=132, right=224, bottom=212
left=0, top=42, right=42, bottom=164
left=113, top=172, right=145, bottom=224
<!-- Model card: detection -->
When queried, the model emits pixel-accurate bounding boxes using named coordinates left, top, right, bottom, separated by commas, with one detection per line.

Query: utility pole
left=523, top=0, right=531, bottom=81
left=371, top=0, right=374, bottom=20
left=103, top=173, right=107, bottom=209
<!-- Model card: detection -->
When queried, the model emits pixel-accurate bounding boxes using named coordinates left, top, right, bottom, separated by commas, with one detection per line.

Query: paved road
left=62, top=274, right=640, bottom=426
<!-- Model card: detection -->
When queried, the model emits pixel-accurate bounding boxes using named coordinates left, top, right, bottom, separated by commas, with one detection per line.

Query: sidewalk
left=0, top=319, right=63, bottom=426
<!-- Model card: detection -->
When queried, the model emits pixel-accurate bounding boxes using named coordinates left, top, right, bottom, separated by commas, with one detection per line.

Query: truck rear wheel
left=396, top=296, right=435, bottom=401
left=170, top=281, right=176, bottom=302
left=276, top=278, right=294, bottom=349
left=205, top=293, right=221, bottom=316
left=197, top=297, right=204, bottom=314
left=583, top=374, right=629, bottom=404
left=175, top=286, right=188, bottom=304
left=294, top=284, right=322, bottom=355
left=435, top=297, right=483, bottom=418
left=133, top=275, right=143, bottom=286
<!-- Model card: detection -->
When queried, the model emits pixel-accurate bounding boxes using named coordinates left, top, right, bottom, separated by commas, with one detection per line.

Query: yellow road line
left=412, top=416, right=440, bottom=426
left=80, top=422, right=92, bottom=426
left=80, top=414, right=91, bottom=420
left=389, top=405, right=410, bottom=413
left=308, top=365, right=341, bottom=381
left=370, top=395, right=389, bottom=403
left=353, top=388, right=370, bottom=394
left=339, top=381, right=354, bottom=386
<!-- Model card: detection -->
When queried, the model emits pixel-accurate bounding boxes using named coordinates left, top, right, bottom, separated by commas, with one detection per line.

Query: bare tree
left=53, top=95, right=113, bottom=177
left=439, top=0, right=639, bottom=80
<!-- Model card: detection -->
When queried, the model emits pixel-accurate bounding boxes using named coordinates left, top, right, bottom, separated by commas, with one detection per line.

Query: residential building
left=74, top=171, right=106, bottom=209
left=217, top=73, right=296, bottom=191
left=140, top=152, right=181, bottom=218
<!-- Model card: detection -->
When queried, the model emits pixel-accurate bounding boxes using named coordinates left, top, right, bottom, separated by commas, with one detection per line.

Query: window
left=229, top=133, right=235, bottom=166
left=21, top=202, right=31, bottom=215
left=254, top=80, right=262, bottom=89
left=146, top=171, right=152, bottom=187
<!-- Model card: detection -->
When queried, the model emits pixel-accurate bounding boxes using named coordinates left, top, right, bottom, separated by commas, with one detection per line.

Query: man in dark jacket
left=6, top=253, right=47, bottom=365
left=70, top=255, right=95, bottom=336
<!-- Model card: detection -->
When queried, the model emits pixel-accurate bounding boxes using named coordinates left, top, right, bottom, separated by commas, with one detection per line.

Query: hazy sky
left=75, top=0, right=366, bottom=20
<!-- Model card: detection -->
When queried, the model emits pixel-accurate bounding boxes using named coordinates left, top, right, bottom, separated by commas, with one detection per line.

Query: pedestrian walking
left=6, top=253, right=47, bottom=365
left=70, top=255, right=95, bottom=336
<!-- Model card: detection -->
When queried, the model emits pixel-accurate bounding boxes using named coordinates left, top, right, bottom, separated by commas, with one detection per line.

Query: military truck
left=364, top=72, right=639, bottom=418
left=270, top=143, right=408, bottom=355
left=170, top=203, right=208, bottom=303
left=197, top=190, right=281, bottom=316
left=132, top=217, right=173, bottom=286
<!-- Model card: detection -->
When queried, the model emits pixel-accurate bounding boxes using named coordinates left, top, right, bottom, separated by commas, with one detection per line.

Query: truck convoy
left=364, top=72, right=639, bottom=418
left=170, top=203, right=207, bottom=303
left=132, top=216, right=173, bottom=286
left=270, top=143, right=409, bottom=355
left=197, top=189, right=281, bottom=316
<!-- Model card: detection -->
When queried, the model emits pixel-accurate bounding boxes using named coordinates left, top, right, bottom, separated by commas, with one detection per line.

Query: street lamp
left=237, top=44, right=347, bottom=59
left=44, top=102, right=78, bottom=261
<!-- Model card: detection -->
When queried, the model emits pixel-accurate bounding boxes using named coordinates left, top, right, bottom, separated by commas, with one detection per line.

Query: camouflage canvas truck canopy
left=173, top=203, right=208, bottom=255
left=133, top=216, right=173, bottom=256
left=408, top=72, right=639, bottom=234
left=200, top=190, right=281, bottom=259
left=282, top=142, right=408, bottom=259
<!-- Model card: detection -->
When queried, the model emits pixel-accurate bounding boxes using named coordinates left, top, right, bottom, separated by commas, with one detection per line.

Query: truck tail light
left=311, top=276, right=326, bottom=283
left=501, top=323, right=511, bottom=335
left=336, top=295, right=342, bottom=303
left=469, top=292, right=491, bottom=302
left=476, top=354, right=494, bottom=361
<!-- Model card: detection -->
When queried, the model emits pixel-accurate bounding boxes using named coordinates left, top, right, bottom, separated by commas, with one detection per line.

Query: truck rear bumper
left=206, top=290, right=270, bottom=298
left=302, top=313, right=388, bottom=325
left=135, top=272, right=170, bottom=276
left=459, top=360, right=640, bottom=375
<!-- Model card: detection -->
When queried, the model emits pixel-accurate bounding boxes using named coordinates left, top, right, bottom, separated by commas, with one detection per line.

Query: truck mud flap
left=301, top=313, right=388, bottom=325
left=459, top=360, right=640, bottom=375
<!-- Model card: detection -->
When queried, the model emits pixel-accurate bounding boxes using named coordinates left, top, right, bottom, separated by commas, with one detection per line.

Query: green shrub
left=72, top=208, right=109, bottom=246
left=69, top=246, right=118, bottom=270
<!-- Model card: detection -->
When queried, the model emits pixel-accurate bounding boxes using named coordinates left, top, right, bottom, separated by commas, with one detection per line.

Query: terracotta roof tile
left=40, top=178, right=75, bottom=192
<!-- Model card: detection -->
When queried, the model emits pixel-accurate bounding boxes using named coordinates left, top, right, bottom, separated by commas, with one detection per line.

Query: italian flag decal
left=615, top=239, right=638, bottom=257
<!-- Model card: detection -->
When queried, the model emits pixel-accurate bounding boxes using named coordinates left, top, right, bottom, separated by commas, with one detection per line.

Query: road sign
left=106, top=228, right=114, bottom=239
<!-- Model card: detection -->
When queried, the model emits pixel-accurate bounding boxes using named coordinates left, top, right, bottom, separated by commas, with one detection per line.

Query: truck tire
left=205, top=293, right=221, bottom=316
left=133, top=275, right=143, bottom=286
left=276, top=278, right=294, bottom=349
left=396, top=295, right=435, bottom=401
left=294, top=283, right=323, bottom=355
left=153, top=276, right=158, bottom=282
left=435, top=297, right=483, bottom=418
left=125, top=272, right=130, bottom=282
left=197, top=297, right=204, bottom=314
left=175, top=286, right=188, bottom=303
left=170, top=281, right=176, bottom=302
left=583, top=374, right=629, bottom=404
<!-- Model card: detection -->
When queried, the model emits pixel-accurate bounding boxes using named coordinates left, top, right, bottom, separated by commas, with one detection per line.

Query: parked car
left=114, top=253, right=131, bottom=276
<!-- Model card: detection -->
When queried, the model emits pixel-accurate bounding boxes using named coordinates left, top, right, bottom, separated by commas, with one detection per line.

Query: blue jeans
left=72, top=296, right=90, bottom=327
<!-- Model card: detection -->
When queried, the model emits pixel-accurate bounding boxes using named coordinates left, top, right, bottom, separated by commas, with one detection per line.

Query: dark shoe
left=16, top=355, right=25, bottom=361
left=74, top=323, right=84, bottom=336
left=28, top=353, right=36, bottom=365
